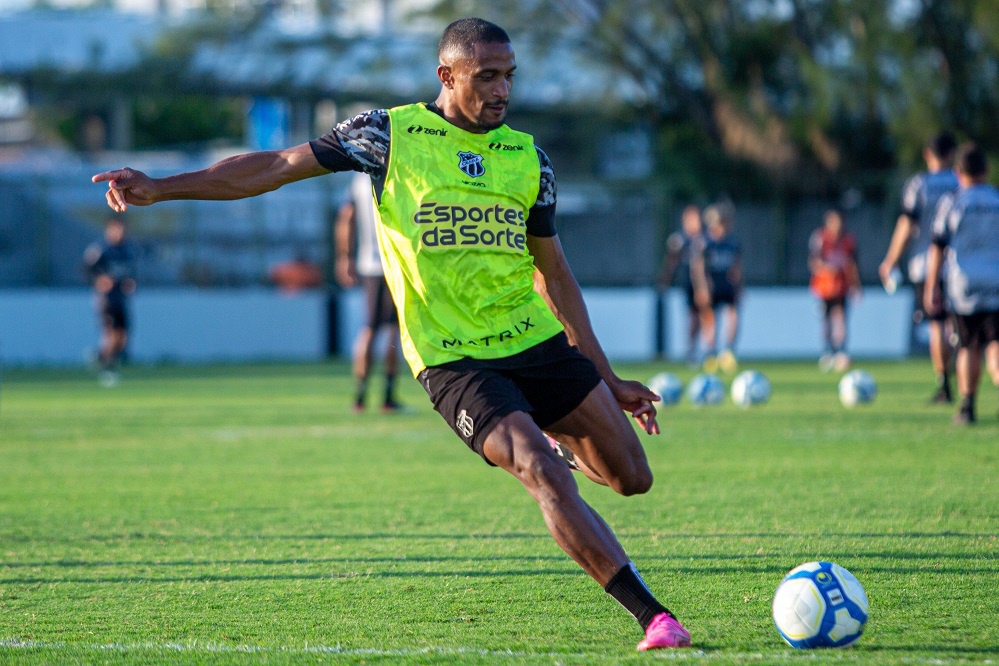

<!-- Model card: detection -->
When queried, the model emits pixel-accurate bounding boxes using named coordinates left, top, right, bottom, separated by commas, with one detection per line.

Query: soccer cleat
left=952, top=408, right=975, bottom=425
left=382, top=399, right=406, bottom=414
left=818, top=354, right=834, bottom=373
left=832, top=352, right=851, bottom=372
left=718, top=349, right=738, bottom=374
left=702, top=355, right=718, bottom=373
left=929, top=385, right=953, bottom=405
left=637, top=612, right=691, bottom=651
left=545, top=434, right=580, bottom=471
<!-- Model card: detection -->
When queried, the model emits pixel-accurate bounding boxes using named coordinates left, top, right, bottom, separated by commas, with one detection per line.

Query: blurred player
left=691, top=203, right=742, bottom=373
left=656, top=205, right=702, bottom=365
left=809, top=209, right=861, bottom=372
left=83, top=218, right=136, bottom=387
left=269, top=251, right=323, bottom=293
left=880, top=132, right=959, bottom=403
left=91, top=18, right=689, bottom=650
left=335, top=171, right=403, bottom=413
left=925, top=143, right=999, bottom=425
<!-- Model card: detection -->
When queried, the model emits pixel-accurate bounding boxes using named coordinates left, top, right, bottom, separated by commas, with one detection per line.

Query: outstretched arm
left=527, top=234, right=660, bottom=435
left=879, top=214, right=913, bottom=281
left=92, top=143, right=329, bottom=212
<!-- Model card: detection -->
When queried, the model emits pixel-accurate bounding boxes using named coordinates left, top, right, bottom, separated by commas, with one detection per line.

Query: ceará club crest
left=457, top=151, right=485, bottom=178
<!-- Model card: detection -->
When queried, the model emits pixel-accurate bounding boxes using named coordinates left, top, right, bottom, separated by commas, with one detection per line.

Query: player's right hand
left=91, top=168, right=158, bottom=212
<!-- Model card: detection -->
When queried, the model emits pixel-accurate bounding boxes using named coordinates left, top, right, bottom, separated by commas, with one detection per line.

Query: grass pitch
left=0, top=359, right=996, bottom=665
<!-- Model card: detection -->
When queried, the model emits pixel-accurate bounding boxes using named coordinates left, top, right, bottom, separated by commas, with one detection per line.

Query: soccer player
left=879, top=132, right=959, bottom=403
left=691, top=203, right=742, bottom=374
left=92, top=18, right=691, bottom=650
left=656, top=205, right=703, bottom=365
left=808, top=209, right=861, bottom=372
left=335, top=171, right=404, bottom=413
left=924, top=143, right=999, bottom=425
left=83, top=217, right=136, bottom=387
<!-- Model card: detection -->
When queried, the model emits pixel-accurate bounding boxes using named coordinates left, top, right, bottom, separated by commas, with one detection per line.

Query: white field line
left=1, top=639, right=993, bottom=663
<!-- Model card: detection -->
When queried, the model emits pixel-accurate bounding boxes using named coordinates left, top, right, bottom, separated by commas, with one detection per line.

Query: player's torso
left=376, top=104, right=563, bottom=373
left=946, top=185, right=999, bottom=311
left=705, top=236, right=739, bottom=281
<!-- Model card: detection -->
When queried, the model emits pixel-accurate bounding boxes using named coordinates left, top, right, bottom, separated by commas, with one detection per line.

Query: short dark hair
left=438, top=18, right=511, bottom=64
left=927, top=131, right=957, bottom=159
left=956, top=142, right=988, bottom=178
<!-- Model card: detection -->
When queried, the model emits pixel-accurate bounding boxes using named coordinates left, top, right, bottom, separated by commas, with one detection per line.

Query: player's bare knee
left=515, top=448, right=573, bottom=498
left=615, top=467, right=653, bottom=496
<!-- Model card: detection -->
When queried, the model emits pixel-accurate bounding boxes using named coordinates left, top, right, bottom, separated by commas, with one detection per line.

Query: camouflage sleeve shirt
left=308, top=107, right=558, bottom=237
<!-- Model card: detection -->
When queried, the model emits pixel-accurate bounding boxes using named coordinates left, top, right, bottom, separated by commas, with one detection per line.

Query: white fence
left=0, top=286, right=913, bottom=367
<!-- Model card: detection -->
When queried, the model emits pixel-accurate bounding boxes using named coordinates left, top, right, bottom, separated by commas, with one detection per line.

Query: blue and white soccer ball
left=730, top=370, right=771, bottom=408
left=687, top=373, right=725, bottom=406
left=647, top=372, right=684, bottom=406
left=772, top=561, right=869, bottom=649
left=838, top=370, right=877, bottom=408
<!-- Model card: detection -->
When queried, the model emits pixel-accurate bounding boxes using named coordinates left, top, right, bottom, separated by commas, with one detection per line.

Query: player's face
left=105, top=222, right=125, bottom=244
left=442, top=41, right=515, bottom=133
left=824, top=211, right=842, bottom=236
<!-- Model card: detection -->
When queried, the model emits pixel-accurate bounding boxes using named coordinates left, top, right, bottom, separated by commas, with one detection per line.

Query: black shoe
left=930, top=386, right=953, bottom=405
left=382, top=399, right=406, bottom=414
left=952, top=408, right=976, bottom=425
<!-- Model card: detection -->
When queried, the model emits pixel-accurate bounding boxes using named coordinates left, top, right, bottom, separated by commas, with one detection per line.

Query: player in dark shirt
left=691, top=203, right=743, bottom=373
left=83, top=218, right=136, bottom=386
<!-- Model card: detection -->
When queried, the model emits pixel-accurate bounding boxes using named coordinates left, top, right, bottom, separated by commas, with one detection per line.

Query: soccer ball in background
left=646, top=372, right=684, bottom=406
left=772, top=561, right=869, bottom=649
left=687, top=373, right=725, bottom=406
left=838, top=370, right=877, bottom=408
left=730, top=370, right=771, bottom=408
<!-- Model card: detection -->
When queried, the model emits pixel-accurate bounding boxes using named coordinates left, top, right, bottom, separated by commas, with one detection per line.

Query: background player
left=83, top=217, right=136, bottom=387
left=335, top=171, right=403, bottom=413
left=691, top=202, right=742, bottom=373
left=809, top=208, right=861, bottom=372
left=925, top=143, right=999, bottom=425
left=656, top=205, right=703, bottom=365
left=880, top=132, right=959, bottom=403
left=91, top=18, right=690, bottom=651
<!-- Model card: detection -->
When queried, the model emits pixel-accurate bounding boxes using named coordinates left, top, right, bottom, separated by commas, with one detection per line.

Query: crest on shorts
left=456, top=409, right=475, bottom=438
left=457, top=151, right=485, bottom=178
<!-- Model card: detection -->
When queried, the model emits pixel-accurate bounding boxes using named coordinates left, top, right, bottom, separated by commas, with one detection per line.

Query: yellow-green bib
left=376, top=103, right=564, bottom=375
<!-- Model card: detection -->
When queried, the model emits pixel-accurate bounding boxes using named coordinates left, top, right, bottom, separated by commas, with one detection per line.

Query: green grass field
left=0, top=360, right=996, bottom=665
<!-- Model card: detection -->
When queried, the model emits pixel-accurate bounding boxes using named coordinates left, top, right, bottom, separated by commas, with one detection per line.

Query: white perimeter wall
left=1, top=287, right=914, bottom=366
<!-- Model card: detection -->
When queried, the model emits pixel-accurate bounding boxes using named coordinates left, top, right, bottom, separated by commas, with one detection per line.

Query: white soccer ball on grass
left=687, top=373, right=725, bottom=406
left=730, top=370, right=771, bottom=408
left=772, top=561, right=869, bottom=649
left=838, top=370, right=877, bottom=408
left=646, top=372, right=684, bottom=406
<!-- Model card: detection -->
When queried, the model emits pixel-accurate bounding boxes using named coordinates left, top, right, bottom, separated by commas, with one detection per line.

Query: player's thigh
left=544, top=381, right=652, bottom=495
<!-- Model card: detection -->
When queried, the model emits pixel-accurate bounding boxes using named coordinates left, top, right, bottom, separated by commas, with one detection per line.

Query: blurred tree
left=418, top=0, right=998, bottom=194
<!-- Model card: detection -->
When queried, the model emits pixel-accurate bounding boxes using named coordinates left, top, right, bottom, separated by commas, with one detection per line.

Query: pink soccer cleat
left=637, top=612, right=691, bottom=651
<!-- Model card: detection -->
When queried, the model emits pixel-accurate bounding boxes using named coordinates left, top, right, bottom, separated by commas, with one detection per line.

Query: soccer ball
left=730, top=370, right=771, bottom=408
left=772, top=561, right=869, bottom=649
left=838, top=370, right=877, bottom=408
left=647, top=372, right=684, bottom=406
left=687, top=373, right=725, bottom=406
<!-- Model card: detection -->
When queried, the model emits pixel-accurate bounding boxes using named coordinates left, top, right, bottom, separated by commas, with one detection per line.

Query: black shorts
left=100, top=300, right=129, bottom=331
left=683, top=284, right=696, bottom=310
left=913, top=280, right=948, bottom=324
left=711, top=285, right=739, bottom=307
left=418, top=332, right=602, bottom=465
left=822, top=297, right=847, bottom=315
left=362, top=275, right=398, bottom=328
left=953, top=311, right=999, bottom=350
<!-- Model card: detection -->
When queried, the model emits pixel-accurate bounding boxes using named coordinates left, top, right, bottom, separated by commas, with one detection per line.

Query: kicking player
left=92, top=18, right=690, bottom=650
left=83, top=217, right=136, bottom=387
left=809, top=209, right=861, bottom=372
left=335, top=171, right=404, bottom=413
left=691, top=203, right=742, bottom=373
left=880, top=132, right=959, bottom=403
left=925, top=143, right=999, bottom=425
left=656, top=205, right=703, bottom=365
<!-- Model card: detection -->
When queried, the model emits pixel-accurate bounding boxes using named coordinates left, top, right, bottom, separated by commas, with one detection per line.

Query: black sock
left=355, top=378, right=368, bottom=405
left=961, top=394, right=975, bottom=413
left=604, top=562, right=671, bottom=631
left=384, top=375, right=396, bottom=404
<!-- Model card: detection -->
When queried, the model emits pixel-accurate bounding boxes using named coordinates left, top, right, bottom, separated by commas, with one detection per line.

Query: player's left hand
left=609, top=378, right=661, bottom=435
